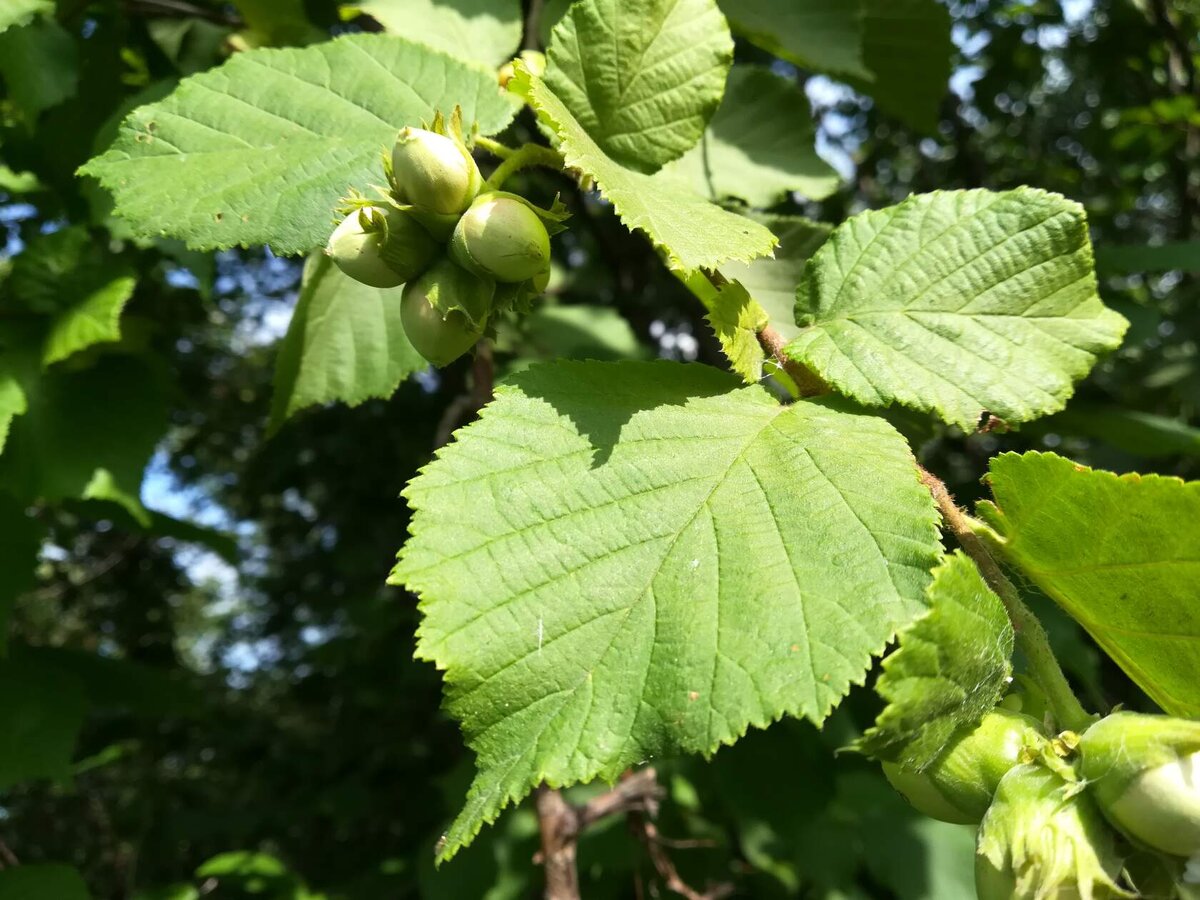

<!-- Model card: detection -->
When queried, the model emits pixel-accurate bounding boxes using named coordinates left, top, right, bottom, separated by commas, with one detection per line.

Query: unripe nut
left=1079, top=712, right=1200, bottom=858
left=450, top=193, right=552, bottom=284
left=883, top=709, right=1047, bottom=825
left=326, top=206, right=438, bottom=288
left=400, top=257, right=493, bottom=367
left=391, top=127, right=482, bottom=216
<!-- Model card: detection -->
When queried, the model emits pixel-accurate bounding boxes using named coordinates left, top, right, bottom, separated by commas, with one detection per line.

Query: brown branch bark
left=534, top=770, right=663, bottom=900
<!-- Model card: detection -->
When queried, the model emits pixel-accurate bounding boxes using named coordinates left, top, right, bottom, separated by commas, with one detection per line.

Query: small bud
left=450, top=192, right=552, bottom=283
left=400, top=257, right=494, bottom=367
left=391, top=127, right=482, bottom=216
left=1078, top=712, right=1200, bottom=858
left=326, top=206, right=437, bottom=288
left=976, top=764, right=1131, bottom=900
left=883, top=709, right=1047, bottom=824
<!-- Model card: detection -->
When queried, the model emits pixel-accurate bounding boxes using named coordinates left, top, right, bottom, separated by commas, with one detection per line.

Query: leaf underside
left=858, top=551, right=1014, bottom=770
left=979, top=452, right=1200, bottom=719
left=393, top=360, right=942, bottom=860
left=269, top=254, right=427, bottom=431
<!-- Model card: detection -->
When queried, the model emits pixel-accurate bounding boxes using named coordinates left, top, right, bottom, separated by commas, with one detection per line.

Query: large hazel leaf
left=269, top=254, right=427, bottom=433
left=659, top=66, right=840, bottom=208
left=393, top=360, right=942, bottom=858
left=515, top=68, right=776, bottom=269
left=343, top=0, right=522, bottom=68
left=544, top=0, right=732, bottom=172
left=858, top=551, right=1014, bottom=770
left=783, top=188, right=1129, bottom=430
left=853, top=0, right=952, bottom=134
left=977, top=452, right=1200, bottom=719
left=717, top=0, right=870, bottom=81
left=0, top=15, right=79, bottom=119
left=80, top=35, right=516, bottom=254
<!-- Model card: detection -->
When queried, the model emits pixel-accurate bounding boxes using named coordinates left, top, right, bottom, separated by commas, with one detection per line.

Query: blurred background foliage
left=0, top=0, right=1197, bottom=897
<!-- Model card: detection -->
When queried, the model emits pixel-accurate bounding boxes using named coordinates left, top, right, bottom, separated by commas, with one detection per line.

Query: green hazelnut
left=391, top=126, right=482, bottom=216
left=325, top=205, right=437, bottom=288
left=450, top=192, right=552, bottom=284
left=400, top=257, right=494, bottom=367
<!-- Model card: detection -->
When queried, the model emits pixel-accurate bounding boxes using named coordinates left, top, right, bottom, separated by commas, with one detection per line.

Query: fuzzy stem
left=485, top=143, right=565, bottom=190
left=918, top=467, right=1093, bottom=734
left=474, top=135, right=516, bottom=159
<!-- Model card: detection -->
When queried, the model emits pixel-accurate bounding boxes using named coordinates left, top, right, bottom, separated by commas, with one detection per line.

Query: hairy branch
left=918, top=466, right=1093, bottom=733
left=756, top=325, right=827, bottom=398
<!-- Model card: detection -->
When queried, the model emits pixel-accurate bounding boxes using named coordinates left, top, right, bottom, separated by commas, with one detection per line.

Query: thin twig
left=432, top=342, right=496, bottom=448
left=917, top=466, right=1093, bottom=733
left=0, top=837, right=18, bottom=868
left=629, top=812, right=735, bottom=900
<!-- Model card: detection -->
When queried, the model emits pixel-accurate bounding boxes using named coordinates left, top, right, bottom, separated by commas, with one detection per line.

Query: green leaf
left=853, top=0, right=952, bottom=134
left=515, top=303, right=647, bottom=364
left=517, top=67, right=777, bottom=269
left=783, top=188, right=1128, bottom=430
left=0, top=351, right=168, bottom=508
left=0, top=16, right=79, bottom=118
left=543, top=0, right=732, bottom=171
left=343, top=0, right=522, bottom=68
left=0, top=0, right=52, bottom=34
left=269, top=254, right=427, bottom=433
left=0, top=864, right=91, bottom=900
left=1094, top=240, right=1200, bottom=275
left=6, top=227, right=138, bottom=366
left=858, top=551, right=1014, bottom=769
left=677, top=271, right=768, bottom=383
left=717, top=0, right=870, bottom=81
left=0, top=368, right=26, bottom=454
left=659, top=66, right=840, bottom=207
left=0, top=654, right=87, bottom=788
left=393, top=359, right=941, bottom=858
left=43, top=279, right=136, bottom=366
left=231, top=0, right=325, bottom=46
left=721, top=215, right=831, bottom=342
left=0, top=165, right=42, bottom=193
left=80, top=35, right=517, bottom=254
left=977, top=451, right=1200, bottom=719
left=0, top=496, right=45, bottom=654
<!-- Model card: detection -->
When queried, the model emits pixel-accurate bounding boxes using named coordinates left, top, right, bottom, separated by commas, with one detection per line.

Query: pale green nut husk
left=883, top=709, right=1048, bottom=825
left=400, top=257, right=494, bottom=367
left=450, top=192, right=552, bottom=284
left=326, top=206, right=438, bottom=288
left=1078, top=712, right=1200, bottom=858
left=976, top=764, right=1131, bottom=900
left=391, top=127, right=483, bottom=216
